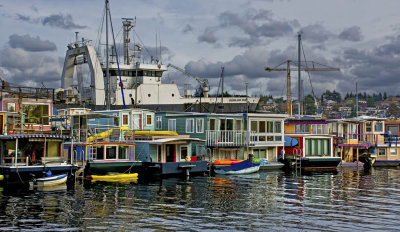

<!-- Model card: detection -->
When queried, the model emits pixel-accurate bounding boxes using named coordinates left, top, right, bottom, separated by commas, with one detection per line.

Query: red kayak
left=214, top=159, right=244, bottom=166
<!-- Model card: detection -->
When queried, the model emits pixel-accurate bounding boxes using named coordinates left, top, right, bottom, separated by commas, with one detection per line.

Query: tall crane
left=167, top=63, right=209, bottom=98
left=265, top=60, right=339, bottom=115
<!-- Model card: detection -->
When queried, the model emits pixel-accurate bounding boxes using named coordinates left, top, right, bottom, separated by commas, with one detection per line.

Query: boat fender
left=0, top=175, right=3, bottom=181
left=185, top=156, right=191, bottom=162
left=46, top=170, right=52, bottom=177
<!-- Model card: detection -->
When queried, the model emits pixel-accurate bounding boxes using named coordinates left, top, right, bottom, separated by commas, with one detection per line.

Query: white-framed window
left=275, top=121, right=282, bottom=133
left=366, top=122, right=372, bottom=132
left=168, top=119, right=176, bottom=131
left=374, top=122, right=383, bottom=133
left=122, top=113, right=129, bottom=126
left=378, top=148, right=386, bottom=156
left=390, top=148, right=397, bottom=156
left=196, top=118, right=204, bottom=133
left=180, top=146, right=189, bottom=161
left=118, top=146, right=130, bottom=160
left=236, top=119, right=242, bottom=131
left=105, top=146, right=117, bottom=160
left=156, top=116, right=162, bottom=129
left=145, top=114, right=153, bottom=126
left=186, top=118, right=194, bottom=133
left=209, top=118, right=216, bottom=130
left=295, top=124, right=310, bottom=133
left=312, top=124, right=327, bottom=134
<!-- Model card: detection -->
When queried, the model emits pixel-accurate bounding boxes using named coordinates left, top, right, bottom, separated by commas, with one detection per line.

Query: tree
left=304, top=94, right=317, bottom=115
left=384, top=92, right=387, bottom=100
left=389, top=102, right=398, bottom=116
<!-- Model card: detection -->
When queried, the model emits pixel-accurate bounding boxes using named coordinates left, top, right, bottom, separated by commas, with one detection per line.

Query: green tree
left=304, top=94, right=317, bottom=115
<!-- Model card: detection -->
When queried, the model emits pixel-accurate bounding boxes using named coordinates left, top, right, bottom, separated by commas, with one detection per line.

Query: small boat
left=89, top=173, right=138, bottom=182
left=284, top=137, right=299, bottom=147
left=214, top=159, right=244, bottom=166
left=214, top=160, right=260, bottom=175
left=30, top=173, right=68, bottom=187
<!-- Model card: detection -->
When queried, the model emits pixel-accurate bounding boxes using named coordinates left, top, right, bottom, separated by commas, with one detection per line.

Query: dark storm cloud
left=333, top=34, right=400, bottom=95
left=218, top=10, right=294, bottom=38
left=182, top=24, right=194, bottom=34
left=198, top=27, right=218, bottom=44
left=15, top=13, right=86, bottom=29
left=300, top=24, right=333, bottom=43
left=339, top=26, right=363, bottom=42
left=141, top=46, right=175, bottom=62
left=197, top=9, right=295, bottom=46
left=42, top=14, right=86, bottom=29
left=0, top=47, right=62, bottom=88
left=9, top=34, right=57, bottom=52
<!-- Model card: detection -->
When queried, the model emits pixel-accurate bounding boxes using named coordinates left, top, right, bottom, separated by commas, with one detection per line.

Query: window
left=156, top=116, right=162, bottom=129
left=209, top=118, right=216, bottom=130
left=220, top=118, right=233, bottom=130
left=146, top=114, right=153, bottom=126
left=251, top=121, right=257, bottom=132
left=366, top=122, right=372, bottom=132
left=236, top=120, right=242, bottom=131
left=295, top=124, right=310, bottom=133
left=180, top=146, right=188, bottom=160
left=118, top=146, right=129, bottom=160
left=7, top=102, right=15, bottom=112
left=267, top=121, right=274, bottom=133
left=304, top=138, right=330, bottom=156
left=275, top=121, right=282, bottom=133
left=186, top=119, right=194, bottom=133
left=94, top=146, right=104, bottom=160
left=374, top=122, right=383, bottom=132
left=312, top=124, right=327, bottom=134
left=168, top=119, right=176, bottom=131
left=122, top=114, right=129, bottom=126
left=22, top=103, right=49, bottom=125
left=378, top=148, right=386, bottom=156
left=106, top=146, right=117, bottom=160
left=196, top=118, right=204, bottom=133
left=195, top=144, right=206, bottom=156
left=259, top=121, right=266, bottom=133
left=388, top=126, right=399, bottom=134
left=390, top=148, right=397, bottom=156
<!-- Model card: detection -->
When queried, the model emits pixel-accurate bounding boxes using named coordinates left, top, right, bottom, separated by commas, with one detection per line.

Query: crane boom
left=265, top=60, right=340, bottom=115
left=167, top=63, right=209, bottom=97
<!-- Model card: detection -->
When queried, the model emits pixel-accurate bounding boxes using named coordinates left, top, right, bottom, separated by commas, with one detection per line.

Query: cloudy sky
left=0, top=0, right=400, bottom=99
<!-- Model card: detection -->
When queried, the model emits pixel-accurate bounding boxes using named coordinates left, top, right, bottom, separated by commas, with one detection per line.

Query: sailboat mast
left=298, top=32, right=301, bottom=116
left=106, top=0, right=111, bottom=110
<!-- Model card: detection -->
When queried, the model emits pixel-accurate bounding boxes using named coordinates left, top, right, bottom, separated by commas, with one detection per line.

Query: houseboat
left=278, top=117, right=341, bottom=171
left=135, top=135, right=208, bottom=177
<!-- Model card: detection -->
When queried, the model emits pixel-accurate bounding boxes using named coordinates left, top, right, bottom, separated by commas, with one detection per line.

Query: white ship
left=60, top=7, right=259, bottom=112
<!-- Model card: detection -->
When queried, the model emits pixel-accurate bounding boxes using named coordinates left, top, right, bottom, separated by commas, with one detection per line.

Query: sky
left=0, top=0, right=400, bottom=100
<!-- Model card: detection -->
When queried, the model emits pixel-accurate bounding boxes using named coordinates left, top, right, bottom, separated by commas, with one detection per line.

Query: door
left=166, top=144, right=175, bottom=162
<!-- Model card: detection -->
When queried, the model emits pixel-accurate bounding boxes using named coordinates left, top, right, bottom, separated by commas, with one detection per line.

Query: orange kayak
left=214, top=159, right=244, bottom=166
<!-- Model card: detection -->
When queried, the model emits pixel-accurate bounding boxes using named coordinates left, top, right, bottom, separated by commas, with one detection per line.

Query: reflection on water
left=0, top=167, right=400, bottom=231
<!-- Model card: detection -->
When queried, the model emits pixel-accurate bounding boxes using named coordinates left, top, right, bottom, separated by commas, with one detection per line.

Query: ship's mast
left=122, top=18, right=135, bottom=65
left=298, top=32, right=302, bottom=116
left=105, top=0, right=111, bottom=110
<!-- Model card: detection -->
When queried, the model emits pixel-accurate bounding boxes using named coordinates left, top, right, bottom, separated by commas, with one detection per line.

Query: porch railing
left=206, top=130, right=255, bottom=148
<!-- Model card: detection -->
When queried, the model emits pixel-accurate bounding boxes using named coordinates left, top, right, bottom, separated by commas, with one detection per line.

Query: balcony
left=206, top=130, right=255, bottom=148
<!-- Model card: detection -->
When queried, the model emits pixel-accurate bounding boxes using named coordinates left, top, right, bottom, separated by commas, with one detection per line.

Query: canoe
left=214, top=160, right=260, bottom=175
left=89, top=173, right=138, bottom=182
left=30, top=173, right=68, bottom=187
left=214, top=159, right=244, bottom=166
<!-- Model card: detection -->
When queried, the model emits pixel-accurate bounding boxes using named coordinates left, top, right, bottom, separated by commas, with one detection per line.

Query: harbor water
left=1, top=167, right=400, bottom=231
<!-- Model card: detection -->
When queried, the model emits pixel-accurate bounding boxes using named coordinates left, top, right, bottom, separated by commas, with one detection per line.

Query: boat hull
left=31, top=174, right=68, bottom=187
left=90, top=173, right=138, bottom=183
left=214, top=165, right=260, bottom=175
left=373, top=160, right=400, bottom=167
left=141, top=161, right=208, bottom=177
left=85, top=161, right=142, bottom=175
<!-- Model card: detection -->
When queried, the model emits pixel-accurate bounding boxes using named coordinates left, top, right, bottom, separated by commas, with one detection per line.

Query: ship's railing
left=206, top=130, right=255, bottom=147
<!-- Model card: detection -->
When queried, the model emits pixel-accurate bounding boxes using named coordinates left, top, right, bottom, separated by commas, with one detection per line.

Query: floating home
left=279, top=117, right=341, bottom=171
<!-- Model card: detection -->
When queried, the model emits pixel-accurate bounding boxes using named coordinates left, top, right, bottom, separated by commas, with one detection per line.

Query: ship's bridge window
left=156, top=71, right=162, bottom=77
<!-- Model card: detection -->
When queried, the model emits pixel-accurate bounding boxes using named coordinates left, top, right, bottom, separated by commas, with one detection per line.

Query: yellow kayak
left=89, top=173, right=138, bottom=181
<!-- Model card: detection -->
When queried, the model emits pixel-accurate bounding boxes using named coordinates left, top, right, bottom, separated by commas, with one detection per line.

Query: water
left=1, top=167, right=400, bottom=231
